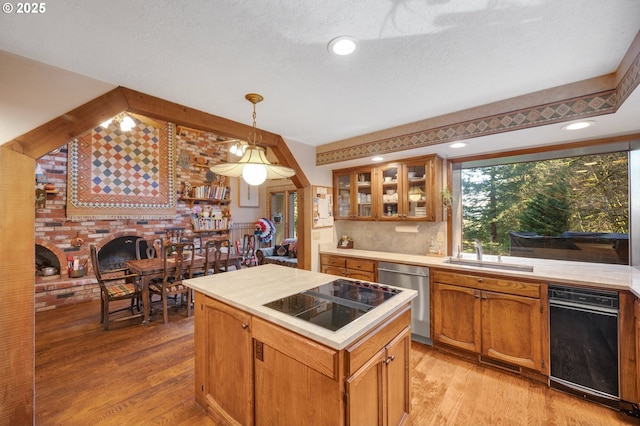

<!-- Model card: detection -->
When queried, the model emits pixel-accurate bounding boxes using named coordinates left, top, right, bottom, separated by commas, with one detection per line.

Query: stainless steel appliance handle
left=377, top=268, right=427, bottom=277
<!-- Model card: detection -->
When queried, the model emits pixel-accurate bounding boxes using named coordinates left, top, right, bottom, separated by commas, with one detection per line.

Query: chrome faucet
left=474, top=240, right=483, bottom=261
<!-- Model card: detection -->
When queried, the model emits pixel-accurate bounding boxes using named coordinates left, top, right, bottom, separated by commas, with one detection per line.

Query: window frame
left=449, top=138, right=638, bottom=266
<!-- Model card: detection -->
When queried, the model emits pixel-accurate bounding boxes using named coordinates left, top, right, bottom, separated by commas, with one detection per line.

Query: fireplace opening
left=98, top=236, right=139, bottom=271
left=35, top=245, right=61, bottom=276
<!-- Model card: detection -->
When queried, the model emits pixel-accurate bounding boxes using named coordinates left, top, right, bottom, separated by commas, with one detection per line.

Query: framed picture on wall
left=238, top=178, right=260, bottom=207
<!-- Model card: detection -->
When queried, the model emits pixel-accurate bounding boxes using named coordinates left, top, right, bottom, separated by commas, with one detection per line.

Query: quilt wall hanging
left=67, top=120, right=176, bottom=220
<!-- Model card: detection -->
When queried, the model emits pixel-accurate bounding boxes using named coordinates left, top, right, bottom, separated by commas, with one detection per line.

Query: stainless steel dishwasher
left=377, top=262, right=430, bottom=345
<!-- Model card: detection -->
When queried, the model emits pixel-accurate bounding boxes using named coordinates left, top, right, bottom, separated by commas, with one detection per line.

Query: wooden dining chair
left=135, top=236, right=164, bottom=260
left=204, top=239, right=238, bottom=275
left=149, top=241, right=195, bottom=323
left=235, top=234, right=257, bottom=267
left=90, top=244, right=142, bottom=330
left=165, top=227, right=187, bottom=245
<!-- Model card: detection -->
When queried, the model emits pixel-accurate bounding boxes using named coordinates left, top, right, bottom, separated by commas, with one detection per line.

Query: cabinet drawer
left=346, top=258, right=375, bottom=272
left=346, top=270, right=376, bottom=281
left=322, top=265, right=346, bottom=277
left=432, top=270, right=541, bottom=298
left=346, top=305, right=411, bottom=375
left=321, top=254, right=346, bottom=268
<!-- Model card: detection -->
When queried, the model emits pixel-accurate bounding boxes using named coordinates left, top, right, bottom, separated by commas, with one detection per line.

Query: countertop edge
left=185, top=265, right=418, bottom=350
left=320, top=247, right=640, bottom=298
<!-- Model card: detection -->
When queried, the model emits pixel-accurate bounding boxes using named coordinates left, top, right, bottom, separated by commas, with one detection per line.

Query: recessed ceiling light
left=450, top=142, right=466, bottom=149
left=371, top=156, right=384, bottom=162
left=328, top=36, right=357, bottom=56
left=562, top=120, right=595, bottom=131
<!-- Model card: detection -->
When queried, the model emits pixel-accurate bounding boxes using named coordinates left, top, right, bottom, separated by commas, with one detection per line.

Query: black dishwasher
left=548, top=284, right=619, bottom=408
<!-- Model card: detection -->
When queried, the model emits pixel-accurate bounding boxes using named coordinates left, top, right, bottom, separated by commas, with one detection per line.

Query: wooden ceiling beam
left=11, top=85, right=308, bottom=189
left=13, top=88, right=129, bottom=159
left=119, top=87, right=281, bottom=148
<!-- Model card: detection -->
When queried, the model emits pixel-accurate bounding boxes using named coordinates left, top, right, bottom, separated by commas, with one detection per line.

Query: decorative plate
left=178, top=150, right=191, bottom=169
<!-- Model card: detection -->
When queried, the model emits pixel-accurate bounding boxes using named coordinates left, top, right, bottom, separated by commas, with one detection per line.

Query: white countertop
left=320, top=246, right=640, bottom=297
left=184, top=264, right=417, bottom=350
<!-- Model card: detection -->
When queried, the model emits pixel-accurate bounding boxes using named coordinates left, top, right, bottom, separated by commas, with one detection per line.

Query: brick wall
left=34, top=124, right=232, bottom=311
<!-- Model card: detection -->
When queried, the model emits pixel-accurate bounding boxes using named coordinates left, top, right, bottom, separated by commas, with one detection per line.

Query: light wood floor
left=36, top=300, right=637, bottom=425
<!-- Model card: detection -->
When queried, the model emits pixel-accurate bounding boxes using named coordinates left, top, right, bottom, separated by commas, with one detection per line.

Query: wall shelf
left=179, top=197, right=230, bottom=208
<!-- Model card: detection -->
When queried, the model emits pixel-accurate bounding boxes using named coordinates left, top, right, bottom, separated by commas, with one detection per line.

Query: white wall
left=284, top=137, right=333, bottom=271
left=0, top=51, right=114, bottom=144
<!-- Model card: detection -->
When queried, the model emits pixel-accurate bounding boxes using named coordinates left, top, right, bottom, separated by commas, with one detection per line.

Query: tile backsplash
left=334, top=220, right=447, bottom=256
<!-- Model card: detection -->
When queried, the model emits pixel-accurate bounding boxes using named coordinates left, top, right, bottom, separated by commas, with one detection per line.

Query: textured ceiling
left=1, top=0, right=639, bottom=160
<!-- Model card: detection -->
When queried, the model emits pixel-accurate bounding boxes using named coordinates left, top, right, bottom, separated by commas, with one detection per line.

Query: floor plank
left=36, top=300, right=638, bottom=425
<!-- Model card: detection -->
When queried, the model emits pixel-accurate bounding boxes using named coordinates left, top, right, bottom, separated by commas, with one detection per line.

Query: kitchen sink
left=445, top=257, right=534, bottom=272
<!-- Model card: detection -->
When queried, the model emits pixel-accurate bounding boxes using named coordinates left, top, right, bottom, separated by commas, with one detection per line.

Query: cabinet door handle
left=474, top=291, right=480, bottom=299
left=241, top=323, right=249, bottom=329
left=385, top=355, right=395, bottom=364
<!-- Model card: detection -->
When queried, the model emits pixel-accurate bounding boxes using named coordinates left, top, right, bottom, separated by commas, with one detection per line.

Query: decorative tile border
left=317, top=51, right=640, bottom=166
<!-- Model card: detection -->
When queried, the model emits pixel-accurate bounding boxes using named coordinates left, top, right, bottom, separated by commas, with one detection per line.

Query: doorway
left=270, top=190, right=297, bottom=243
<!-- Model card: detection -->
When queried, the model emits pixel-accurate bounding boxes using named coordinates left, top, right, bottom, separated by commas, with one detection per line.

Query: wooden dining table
left=125, top=253, right=241, bottom=324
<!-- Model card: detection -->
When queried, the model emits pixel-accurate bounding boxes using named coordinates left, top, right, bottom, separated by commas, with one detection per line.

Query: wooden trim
left=431, top=270, right=542, bottom=298
left=448, top=132, right=640, bottom=165
left=619, top=290, right=638, bottom=402
left=16, top=88, right=129, bottom=159
left=0, top=147, right=35, bottom=423
left=445, top=160, right=453, bottom=256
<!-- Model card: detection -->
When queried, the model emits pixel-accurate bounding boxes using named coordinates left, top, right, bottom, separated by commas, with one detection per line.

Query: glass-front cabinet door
left=333, top=168, right=374, bottom=220
left=355, top=170, right=373, bottom=219
left=403, top=160, right=428, bottom=220
left=334, top=171, right=353, bottom=219
left=377, top=164, right=403, bottom=220
left=333, top=155, right=442, bottom=222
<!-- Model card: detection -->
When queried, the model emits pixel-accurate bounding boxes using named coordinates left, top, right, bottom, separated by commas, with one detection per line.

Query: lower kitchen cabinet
left=480, top=290, right=543, bottom=371
left=194, top=292, right=253, bottom=426
left=194, top=291, right=411, bottom=426
left=252, top=316, right=342, bottom=425
left=321, top=254, right=377, bottom=281
left=432, top=283, right=481, bottom=353
left=346, top=327, right=411, bottom=426
left=432, top=270, right=546, bottom=374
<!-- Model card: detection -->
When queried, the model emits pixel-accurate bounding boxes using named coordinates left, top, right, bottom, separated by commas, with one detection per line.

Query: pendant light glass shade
left=211, top=145, right=295, bottom=186
left=209, top=93, right=295, bottom=186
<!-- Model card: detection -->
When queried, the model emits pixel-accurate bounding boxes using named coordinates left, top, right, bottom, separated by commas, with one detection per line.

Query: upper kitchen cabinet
left=334, top=155, right=443, bottom=222
left=410, top=155, right=443, bottom=222
left=334, top=167, right=375, bottom=220
left=377, top=163, right=403, bottom=220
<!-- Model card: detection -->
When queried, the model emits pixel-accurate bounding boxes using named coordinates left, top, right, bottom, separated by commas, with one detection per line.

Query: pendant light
left=210, top=93, right=295, bottom=186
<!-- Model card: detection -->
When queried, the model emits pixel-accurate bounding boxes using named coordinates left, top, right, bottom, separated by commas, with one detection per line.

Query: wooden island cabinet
left=188, top=264, right=416, bottom=426
left=194, top=294, right=253, bottom=425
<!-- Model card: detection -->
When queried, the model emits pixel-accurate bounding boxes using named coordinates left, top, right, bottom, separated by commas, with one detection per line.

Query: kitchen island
left=185, top=264, right=417, bottom=426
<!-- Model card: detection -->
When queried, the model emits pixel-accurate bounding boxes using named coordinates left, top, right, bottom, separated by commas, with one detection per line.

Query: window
left=455, top=146, right=629, bottom=265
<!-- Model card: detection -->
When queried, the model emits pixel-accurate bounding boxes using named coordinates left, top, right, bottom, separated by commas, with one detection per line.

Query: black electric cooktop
left=263, top=279, right=402, bottom=332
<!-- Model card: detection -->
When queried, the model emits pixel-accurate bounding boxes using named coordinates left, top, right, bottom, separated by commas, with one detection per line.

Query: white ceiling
left=1, top=0, right=640, bottom=165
